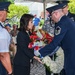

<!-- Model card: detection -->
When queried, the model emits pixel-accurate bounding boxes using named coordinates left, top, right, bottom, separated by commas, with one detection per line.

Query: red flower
left=28, top=30, right=54, bottom=50
left=34, top=46, right=39, bottom=50
left=46, top=33, right=51, bottom=39
left=45, top=33, right=54, bottom=43
left=28, top=42, right=33, bottom=49
left=30, top=35, right=38, bottom=41
left=32, top=32, right=36, bottom=35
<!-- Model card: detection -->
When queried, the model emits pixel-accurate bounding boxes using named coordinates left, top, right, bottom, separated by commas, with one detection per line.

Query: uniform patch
left=55, top=26, right=61, bottom=35
left=70, top=17, right=74, bottom=21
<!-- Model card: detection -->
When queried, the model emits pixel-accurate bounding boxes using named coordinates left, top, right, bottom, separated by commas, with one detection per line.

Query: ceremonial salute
left=39, top=4, right=75, bottom=75
left=0, top=2, right=12, bottom=75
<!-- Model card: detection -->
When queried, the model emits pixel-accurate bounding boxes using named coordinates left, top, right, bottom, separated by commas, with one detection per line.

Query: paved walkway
left=30, top=59, right=46, bottom=75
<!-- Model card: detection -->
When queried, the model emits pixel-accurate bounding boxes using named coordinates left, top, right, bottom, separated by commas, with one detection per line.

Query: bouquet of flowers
left=28, top=29, right=53, bottom=57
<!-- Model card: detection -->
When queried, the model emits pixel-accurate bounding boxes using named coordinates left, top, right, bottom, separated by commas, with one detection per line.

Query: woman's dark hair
left=19, top=14, right=34, bottom=32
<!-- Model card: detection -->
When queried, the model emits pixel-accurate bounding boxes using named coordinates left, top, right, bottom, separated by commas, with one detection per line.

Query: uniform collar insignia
left=70, top=17, right=74, bottom=21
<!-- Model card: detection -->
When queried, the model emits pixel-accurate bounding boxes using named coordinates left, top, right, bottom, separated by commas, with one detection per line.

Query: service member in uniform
left=39, top=4, right=75, bottom=75
left=42, top=9, right=58, bottom=75
left=56, top=0, right=75, bottom=22
left=55, top=1, right=75, bottom=74
left=0, top=2, right=12, bottom=75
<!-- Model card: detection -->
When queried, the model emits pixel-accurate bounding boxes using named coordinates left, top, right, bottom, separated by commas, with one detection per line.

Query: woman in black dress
left=13, top=14, right=41, bottom=75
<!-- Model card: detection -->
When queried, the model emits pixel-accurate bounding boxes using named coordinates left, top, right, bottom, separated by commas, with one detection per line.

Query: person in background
left=39, top=18, right=44, bottom=28
left=11, top=24, right=19, bottom=37
left=0, top=2, right=12, bottom=75
left=33, top=14, right=40, bottom=30
left=13, top=14, right=41, bottom=75
left=5, top=23, right=11, bottom=33
left=10, top=24, right=19, bottom=56
left=42, top=10, right=55, bottom=36
left=39, top=4, right=75, bottom=75
left=33, top=14, right=40, bottom=26
left=56, top=0, right=75, bottom=22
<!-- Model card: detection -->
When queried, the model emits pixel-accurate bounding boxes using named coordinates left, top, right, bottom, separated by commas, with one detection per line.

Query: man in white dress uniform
left=0, top=2, right=12, bottom=75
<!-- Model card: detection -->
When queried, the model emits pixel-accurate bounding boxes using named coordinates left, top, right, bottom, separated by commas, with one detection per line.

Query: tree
left=6, top=4, right=29, bottom=25
left=68, top=0, right=75, bottom=14
left=0, top=0, right=14, bottom=3
left=8, top=4, right=29, bottom=19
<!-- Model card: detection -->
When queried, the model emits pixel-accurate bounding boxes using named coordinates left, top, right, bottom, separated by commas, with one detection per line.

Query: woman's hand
left=33, top=56, right=43, bottom=64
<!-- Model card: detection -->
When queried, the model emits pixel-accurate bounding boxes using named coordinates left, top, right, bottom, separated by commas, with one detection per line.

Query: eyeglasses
left=51, top=11, right=56, bottom=16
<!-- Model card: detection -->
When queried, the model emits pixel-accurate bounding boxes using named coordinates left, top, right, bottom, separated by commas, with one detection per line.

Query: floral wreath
left=42, top=47, right=64, bottom=73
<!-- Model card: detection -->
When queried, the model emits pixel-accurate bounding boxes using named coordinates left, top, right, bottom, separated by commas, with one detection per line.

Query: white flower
left=42, top=47, right=64, bottom=73
left=34, top=50, right=41, bottom=56
left=34, top=41, right=40, bottom=46
left=36, top=30, right=43, bottom=39
left=42, top=56, right=51, bottom=67
left=50, top=61, right=58, bottom=73
left=33, top=41, right=45, bottom=47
